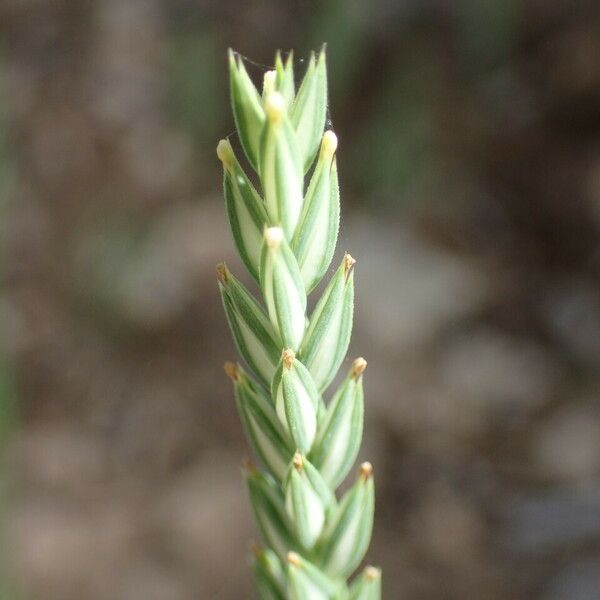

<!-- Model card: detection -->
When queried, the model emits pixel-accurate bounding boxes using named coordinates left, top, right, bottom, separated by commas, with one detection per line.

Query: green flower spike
left=218, top=48, right=381, bottom=598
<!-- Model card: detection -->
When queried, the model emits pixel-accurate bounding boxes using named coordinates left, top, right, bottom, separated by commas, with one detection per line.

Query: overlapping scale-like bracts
left=218, top=48, right=381, bottom=600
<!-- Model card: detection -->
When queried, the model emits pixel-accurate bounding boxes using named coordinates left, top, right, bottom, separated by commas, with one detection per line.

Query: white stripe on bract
left=320, top=407, right=351, bottom=484
left=281, top=269, right=306, bottom=349
left=237, top=318, right=276, bottom=384
left=234, top=190, right=262, bottom=270
left=306, top=302, right=342, bottom=387
left=250, top=419, right=288, bottom=480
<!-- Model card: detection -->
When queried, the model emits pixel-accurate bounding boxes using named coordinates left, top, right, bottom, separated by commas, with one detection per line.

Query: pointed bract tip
left=224, top=361, right=239, bottom=382
left=287, top=551, right=301, bottom=567
left=359, top=461, right=373, bottom=479
left=216, top=139, right=234, bottom=170
left=351, top=357, right=368, bottom=379
left=292, top=452, right=303, bottom=470
left=216, top=262, right=229, bottom=285
left=264, top=226, right=284, bottom=249
left=243, top=457, right=258, bottom=473
left=320, top=130, right=338, bottom=162
left=364, top=566, right=381, bottom=581
left=343, top=253, right=356, bottom=280
left=265, top=92, right=285, bottom=123
left=263, top=70, right=276, bottom=96
left=282, top=348, right=295, bottom=369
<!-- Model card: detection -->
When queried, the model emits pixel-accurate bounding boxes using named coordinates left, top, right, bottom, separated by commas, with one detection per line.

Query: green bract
left=274, top=51, right=295, bottom=107
left=287, top=552, right=345, bottom=600
left=300, top=254, right=354, bottom=392
left=310, top=359, right=365, bottom=488
left=218, top=48, right=381, bottom=599
left=246, top=467, right=298, bottom=560
left=315, top=464, right=375, bottom=578
left=290, top=49, right=328, bottom=173
left=349, top=567, right=382, bottom=600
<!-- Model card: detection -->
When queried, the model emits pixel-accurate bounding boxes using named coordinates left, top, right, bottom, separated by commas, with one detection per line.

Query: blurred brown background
left=1, top=0, right=600, bottom=598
